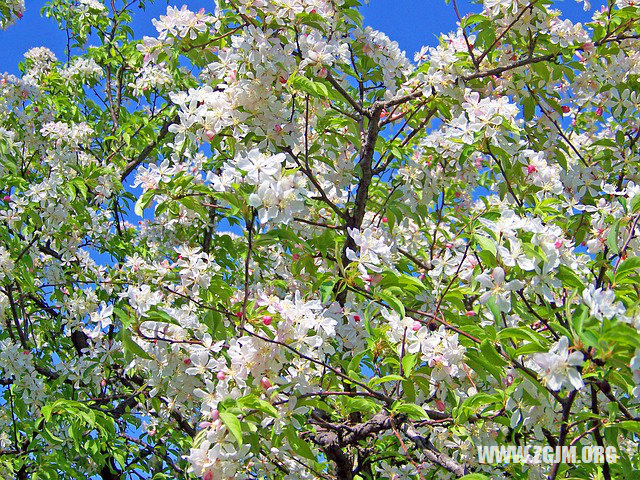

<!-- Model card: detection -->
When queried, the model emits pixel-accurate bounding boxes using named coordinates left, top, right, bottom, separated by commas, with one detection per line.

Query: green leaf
left=347, top=351, right=367, bottom=377
left=393, top=402, right=429, bottom=419
left=616, top=257, right=640, bottom=282
left=368, top=374, right=404, bottom=386
left=497, top=327, right=544, bottom=345
left=378, top=291, right=405, bottom=317
left=290, top=75, right=329, bottom=98
left=402, top=354, right=418, bottom=377
left=319, top=279, right=336, bottom=303
left=479, top=340, right=507, bottom=367
left=120, top=329, right=152, bottom=360
left=219, top=411, right=243, bottom=445
left=286, top=427, right=316, bottom=460
left=556, top=265, right=585, bottom=291
left=238, top=395, right=279, bottom=417
left=475, top=234, right=497, bottom=256
left=341, top=397, right=380, bottom=415
left=134, top=189, right=156, bottom=217
left=617, top=421, right=640, bottom=434
left=607, top=219, right=621, bottom=255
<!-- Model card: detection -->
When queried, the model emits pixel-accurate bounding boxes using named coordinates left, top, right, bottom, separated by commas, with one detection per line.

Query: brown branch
left=120, top=113, right=179, bottom=181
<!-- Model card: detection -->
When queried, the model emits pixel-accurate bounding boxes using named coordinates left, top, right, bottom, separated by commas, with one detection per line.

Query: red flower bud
left=260, top=377, right=272, bottom=389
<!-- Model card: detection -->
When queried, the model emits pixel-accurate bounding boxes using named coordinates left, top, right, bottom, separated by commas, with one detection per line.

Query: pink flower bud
left=100, top=378, right=107, bottom=388
left=2, top=195, right=10, bottom=202
left=183, top=358, right=192, bottom=365
left=262, top=315, right=272, bottom=326
left=527, top=165, right=536, bottom=174
left=554, top=240, right=563, bottom=249
left=318, top=67, right=328, bottom=78
left=216, top=371, right=226, bottom=381
left=210, top=409, right=220, bottom=421
left=274, top=124, right=282, bottom=133
left=503, top=373, right=514, bottom=387
left=465, top=310, right=475, bottom=316
left=292, top=253, right=300, bottom=261
left=204, top=129, right=215, bottom=141
left=199, top=421, right=212, bottom=429
left=204, top=471, right=214, bottom=480
left=412, top=322, right=421, bottom=332
left=595, top=106, right=603, bottom=116
left=260, top=377, right=272, bottom=389
left=436, top=399, right=446, bottom=412
left=382, top=217, right=388, bottom=223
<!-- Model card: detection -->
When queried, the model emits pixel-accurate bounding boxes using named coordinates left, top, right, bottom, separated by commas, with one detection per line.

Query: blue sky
left=0, top=0, right=596, bottom=75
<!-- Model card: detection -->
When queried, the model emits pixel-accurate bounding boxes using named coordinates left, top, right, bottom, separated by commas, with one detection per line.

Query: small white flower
left=85, top=302, right=113, bottom=339
left=532, top=337, right=584, bottom=391
left=582, top=286, right=626, bottom=321
left=475, top=267, right=524, bottom=312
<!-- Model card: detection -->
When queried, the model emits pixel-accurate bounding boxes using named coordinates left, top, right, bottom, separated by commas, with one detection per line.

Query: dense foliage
left=1, top=0, right=640, bottom=479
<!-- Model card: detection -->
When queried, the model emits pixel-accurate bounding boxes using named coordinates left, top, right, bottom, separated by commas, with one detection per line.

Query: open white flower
left=532, top=337, right=584, bottom=391
left=475, top=267, right=524, bottom=312
left=582, top=286, right=626, bottom=321
left=85, top=302, right=113, bottom=339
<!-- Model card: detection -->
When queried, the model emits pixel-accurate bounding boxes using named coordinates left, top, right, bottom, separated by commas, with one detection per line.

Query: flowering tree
left=1, top=0, right=640, bottom=478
